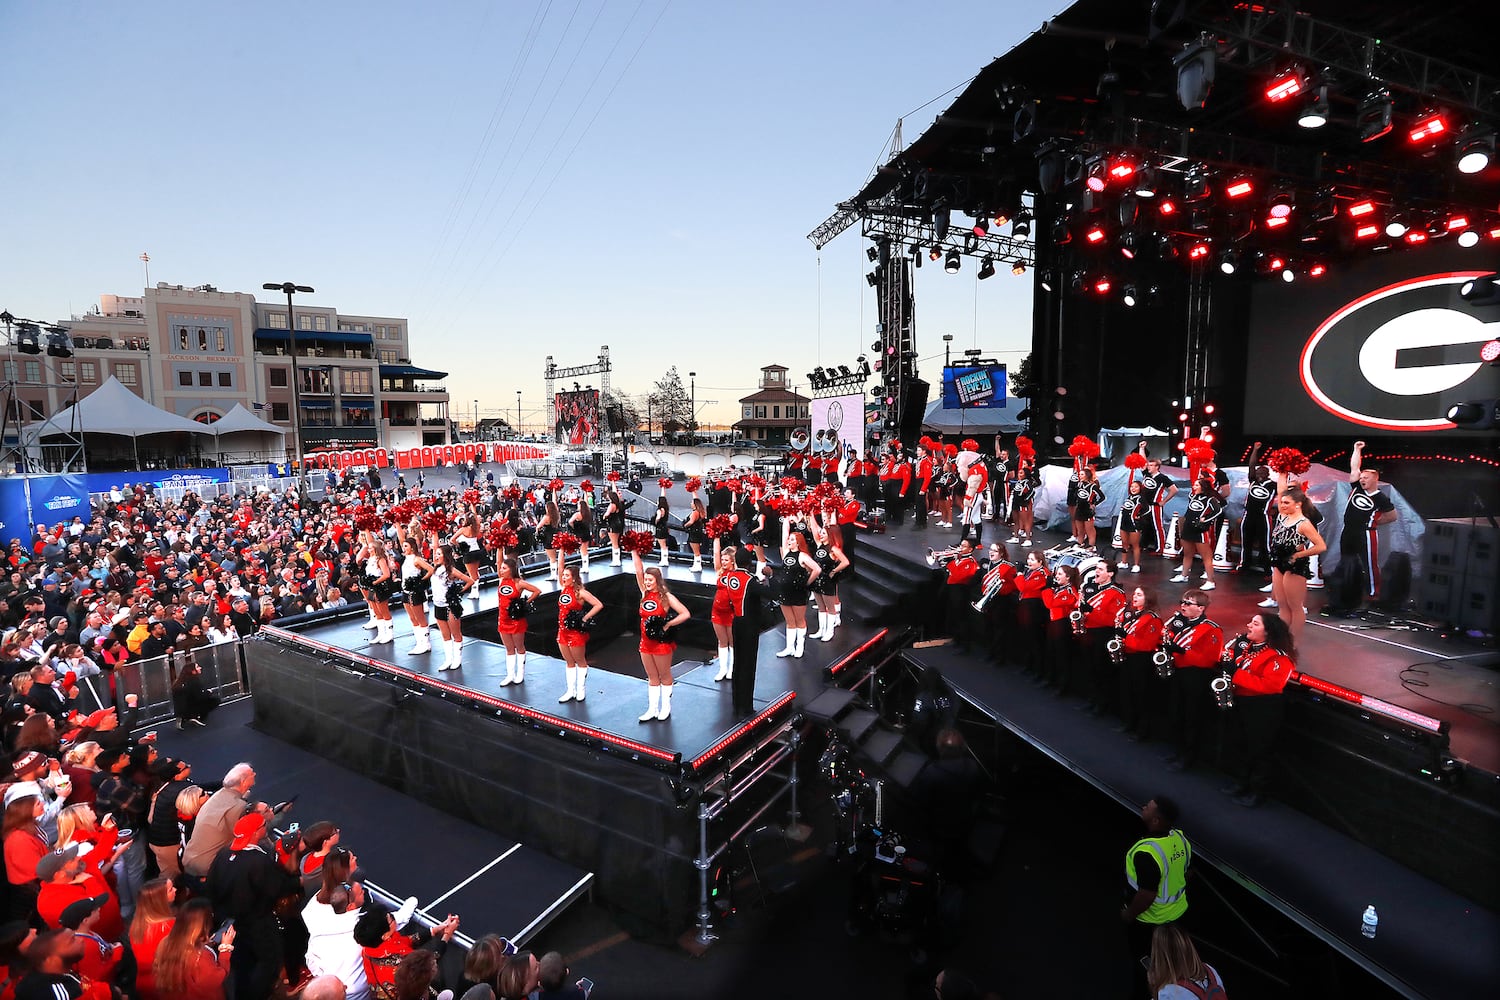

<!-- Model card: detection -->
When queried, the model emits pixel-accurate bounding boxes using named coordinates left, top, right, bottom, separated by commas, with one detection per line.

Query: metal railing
left=79, top=641, right=250, bottom=726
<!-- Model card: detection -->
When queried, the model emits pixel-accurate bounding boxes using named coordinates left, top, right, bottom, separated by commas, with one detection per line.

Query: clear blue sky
left=0, top=0, right=1059, bottom=429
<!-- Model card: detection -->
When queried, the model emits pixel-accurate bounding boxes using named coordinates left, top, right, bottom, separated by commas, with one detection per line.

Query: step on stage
left=245, top=561, right=893, bottom=939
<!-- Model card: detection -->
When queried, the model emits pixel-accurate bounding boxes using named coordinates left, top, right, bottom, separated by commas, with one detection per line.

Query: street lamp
left=474, top=399, right=479, bottom=441
left=515, top=390, right=522, bottom=440
left=689, top=371, right=696, bottom=446
left=262, top=281, right=314, bottom=502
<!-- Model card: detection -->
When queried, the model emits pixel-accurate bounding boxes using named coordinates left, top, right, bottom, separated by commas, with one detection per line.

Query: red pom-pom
left=579, top=479, right=594, bottom=492
left=944, top=443, right=958, bottom=457
left=552, top=531, right=582, bottom=554
left=705, top=514, right=734, bottom=539
left=606, top=470, right=621, bottom=482
left=685, top=477, right=702, bottom=493
left=352, top=505, right=382, bottom=532
left=619, top=529, right=655, bottom=555
left=724, top=477, right=742, bottom=493
left=461, top=488, right=481, bottom=506
left=658, top=476, right=673, bottom=491
left=779, top=476, right=805, bottom=493
left=420, top=509, right=448, bottom=534
left=1123, top=453, right=1147, bottom=470
left=485, top=519, right=518, bottom=551
left=547, top=478, right=566, bottom=493
left=961, top=438, right=979, bottom=452
left=503, top=484, right=523, bottom=502
left=1266, top=447, right=1310, bottom=476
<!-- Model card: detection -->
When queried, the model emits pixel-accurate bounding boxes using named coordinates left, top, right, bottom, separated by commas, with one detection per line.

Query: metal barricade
left=98, top=641, right=250, bottom=726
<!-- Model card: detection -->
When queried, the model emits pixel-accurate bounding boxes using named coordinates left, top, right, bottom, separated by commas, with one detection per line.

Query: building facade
left=732, top=365, right=809, bottom=446
left=18, top=283, right=450, bottom=455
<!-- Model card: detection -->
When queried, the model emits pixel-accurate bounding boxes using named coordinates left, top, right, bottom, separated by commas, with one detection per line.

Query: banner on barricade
left=304, top=443, right=552, bottom=472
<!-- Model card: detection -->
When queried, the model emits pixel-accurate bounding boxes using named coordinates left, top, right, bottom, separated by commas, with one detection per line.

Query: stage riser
left=246, top=643, right=699, bottom=939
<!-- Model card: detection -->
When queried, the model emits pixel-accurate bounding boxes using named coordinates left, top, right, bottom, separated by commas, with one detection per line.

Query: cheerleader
left=567, top=493, right=594, bottom=571
left=1014, top=550, right=1049, bottom=673
left=1072, top=466, right=1104, bottom=549
left=1115, top=587, right=1164, bottom=740
left=748, top=498, right=773, bottom=572
left=397, top=536, right=434, bottom=656
left=356, top=533, right=397, bottom=644
left=652, top=496, right=673, bottom=567
left=809, top=520, right=851, bottom=641
left=1118, top=480, right=1147, bottom=573
left=631, top=550, right=691, bottom=721
left=1238, top=443, right=1274, bottom=575
left=603, top=488, right=627, bottom=566
left=683, top=498, right=708, bottom=572
left=1269, top=489, right=1326, bottom=645
left=1222, top=613, right=1297, bottom=807
left=555, top=565, right=602, bottom=703
left=1008, top=461, right=1039, bottom=547
left=775, top=525, right=822, bottom=658
left=1172, top=478, right=1226, bottom=590
left=429, top=544, right=474, bottom=670
left=451, top=512, right=485, bottom=608
left=957, top=461, right=987, bottom=547
left=538, top=500, right=561, bottom=579
left=495, top=555, right=542, bottom=685
left=1040, top=563, right=1080, bottom=692
left=934, top=451, right=957, bottom=528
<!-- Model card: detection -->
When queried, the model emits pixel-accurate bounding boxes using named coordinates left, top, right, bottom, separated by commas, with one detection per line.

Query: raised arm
left=1350, top=440, right=1365, bottom=481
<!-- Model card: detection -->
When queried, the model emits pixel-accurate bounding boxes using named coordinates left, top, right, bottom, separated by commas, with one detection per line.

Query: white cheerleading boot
left=559, top=667, right=577, bottom=703
left=776, top=630, right=796, bottom=657
left=791, top=627, right=806, bottom=658
left=639, top=685, right=660, bottom=722
left=450, top=639, right=463, bottom=669
left=714, top=646, right=731, bottom=682
left=658, top=550, right=669, bottom=567
left=574, top=666, right=587, bottom=702
left=611, top=548, right=622, bottom=566
left=437, top=639, right=454, bottom=671
left=549, top=560, right=558, bottom=580
left=691, top=557, right=702, bottom=573
left=514, top=653, right=526, bottom=683
left=363, top=615, right=379, bottom=630
left=500, top=654, right=517, bottom=686
left=407, top=630, right=430, bottom=655
left=656, top=684, right=673, bottom=720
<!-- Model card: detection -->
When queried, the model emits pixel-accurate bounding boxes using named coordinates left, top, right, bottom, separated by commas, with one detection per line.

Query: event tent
left=209, top=402, right=287, bottom=438
left=920, top=396, right=1029, bottom=436
left=26, top=376, right=216, bottom=438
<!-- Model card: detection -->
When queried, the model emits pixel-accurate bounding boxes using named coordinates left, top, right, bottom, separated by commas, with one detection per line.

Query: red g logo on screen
left=1300, top=272, right=1499, bottom=431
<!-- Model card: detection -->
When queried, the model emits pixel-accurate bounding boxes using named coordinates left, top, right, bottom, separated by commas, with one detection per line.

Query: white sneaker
left=1067, top=536, right=1080, bottom=544
left=1008, top=535, right=1022, bottom=543
left=1022, top=540, right=1032, bottom=547
left=1258, top=598, right=1279, bottom=608
left=1169, top=574, right=1189, bottom=583
left=1131, top=565, right=1141, bottom=573
left=1259, top=583, right=1275, bottom=593
left=1199, top=581, right=1216, bottom=591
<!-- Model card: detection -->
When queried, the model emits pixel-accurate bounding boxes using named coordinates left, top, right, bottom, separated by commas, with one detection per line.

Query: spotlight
left=866, top=270, right=881, bottom=287
left=45, top=329, right=74, bottom=359
left=944, top=250, right=962, bottom=274
left=1297, top=85, right=1330, bottom=128
left=1404, top=230, right=1428, bottom=245
left=973, top=215, right=990, bottom=237
left=1408, top=109, right=1448, bottom=144
left=1225, top=177, right=1253, bottom=199
left=1122, top=284, right=1138, bottom=307
left=1358, top=89, right=1394, bottom=142
left=1188, top=242, right=1210, bottom=260
left=1085, top=157, right=1107, bottom=192
left=1184, top=165, right=1211, bottom=201
left=1268, top=189, right=1294, bottom=218
left=1265, top=215, right=1289, bottom=230
left=1119, top=233, right=1138, bottom=259
left=838, top=365, right=853, bottom=377
left=1459, top=273, right=1500, bottom=305
left=934, top=207, right=950, bottom=241
left=15, top=325, right=41, bottom=355
left=1457, top=130, right=1494, bottom=174
left=1310, top=189, right=1338, bottom=222
left=1173, top=34, right=1216, bottom=111
left=1385, top=216, right=1409, bottom=238
left=1459, top=229, right=1480, bottom=248
left=1446, top=399, right=1498, bottom=429
left=1282, top=268, right=1295, bottom=283
left=1108, top=156, right=1136, bottom=182
left=1308, top=263, right=1327, bottom=277
left=1094, top=277, right=1112, bottom=294
left=1070, top=272, right=1086, bottom=293
left=1051, top=218, right=1073, bottom=245
left=1012, top=210, right=1032, bottom=238
left=929, top=246, right=943, bottom=261
left=993, top=206, right=1013, bottom=228
left=1133, top=166, right=1158, bottom=199
left=866, top=246, right=879, bottom=262
left=1118, top=195, right=1140, bottom=228
left=1219, top=251, right=1238, bottom=275
left=1265, top=66, right=1308, bottom=103
left=1268, top=256, right=1285, bottom=271
left=1447, top=215, right=1469, bottom=232
left=1036, top=142, right=1067, bottom=193
left=1157, top=198, right=1177, bottom=216
left=977, top=258, right=996, bottom=280
left=1013, top=261, right=1027, bottom=276
left=1354, top=223, right=1380, bottom=240
left=1348, top=200, right=1376, bottom=218
left=1483, top=340, right=1500, bottom=363
left=1085, top=224, right=1107, bottom=244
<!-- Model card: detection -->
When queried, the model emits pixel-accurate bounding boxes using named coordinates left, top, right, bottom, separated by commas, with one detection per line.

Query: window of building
left=267, top=312, right=288, bottom=329
left=755, top=406, right=766, bottom=418
left=742, top=405, right=752, bottom=419
left=772, top=405, right=780, bottom=418
left=178, top=371, right=193, bottom=387
left=80, top=362, right=97, bottom=383
left=379, top=349, right=398, bottom=364
left=300, top=368, right=331, bottom=394
left=114, top=363, right=137, bottom=386
left=198, top=371, right=212, bottom=386
left=1, top=362, right=13, bottom=381
left=218, top=372, right=232, bottom=387
left=25, top=400, right=45, bottom=420
left=23, top=361, right=40, bottom=383
left=216, top=329, right=227, bottom=351
left=196, top=328, right=207, bottom=350
left=271, top=402, right=290, bottom=422
left=343, top=369, right=372, bottom=394
left=178, top=327, right=190, bottom=350
left=59, top=361, right=75, bottom=382
left=767, top=370, right=782, bottom=383
left=313, top=315, right=329, bottom=331
left=269, top=368, right=288, bottom=387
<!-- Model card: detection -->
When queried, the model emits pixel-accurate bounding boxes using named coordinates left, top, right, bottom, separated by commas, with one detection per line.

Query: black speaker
left=897, top=378, right=929, bottom=448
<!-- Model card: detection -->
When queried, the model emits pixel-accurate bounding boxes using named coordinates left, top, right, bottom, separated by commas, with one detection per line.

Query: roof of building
left=739, top=388, right=809, bottom=405
left=253, top=329, right=373, bottom=346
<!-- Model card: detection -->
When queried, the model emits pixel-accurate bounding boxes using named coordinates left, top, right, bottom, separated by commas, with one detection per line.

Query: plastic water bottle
left=1361, top=905, right=1379, bottom=939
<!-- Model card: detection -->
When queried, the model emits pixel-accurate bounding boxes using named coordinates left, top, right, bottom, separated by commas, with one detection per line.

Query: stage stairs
left=841, top=539, right=930, bottom=628
left=802, top=686, right=929, bottom=790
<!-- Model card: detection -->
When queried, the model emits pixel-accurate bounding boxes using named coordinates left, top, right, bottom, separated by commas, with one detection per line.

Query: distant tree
left=1009, top=353, right=1039, bottom=401
left=649, top=367, right=693, bottom=436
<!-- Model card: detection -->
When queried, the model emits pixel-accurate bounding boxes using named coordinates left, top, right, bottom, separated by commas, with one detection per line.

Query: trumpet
left=1070, top=609, right=1086, bottom=636
left=1211, top=673, right=1236, bottom=710
left=1153, top=629, right=1176, bottom=679
left=926, top=545, right=963, bottom=566
left=1107, top=637, right=1125, bottom=664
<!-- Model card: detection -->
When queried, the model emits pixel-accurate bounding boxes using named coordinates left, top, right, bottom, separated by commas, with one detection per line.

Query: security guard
left=1122, top=796, right=1190, bottom=994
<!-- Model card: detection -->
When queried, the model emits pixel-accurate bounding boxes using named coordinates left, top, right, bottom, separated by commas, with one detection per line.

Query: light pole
left=689, top=371, right=696, bottom=445
left=515, top=391, right=522, bottom=440
left=943, top=333, right=954, bottom=366
left=262, top=281, right=314, bottom=502
left=474, top=399, right=479, bottom=441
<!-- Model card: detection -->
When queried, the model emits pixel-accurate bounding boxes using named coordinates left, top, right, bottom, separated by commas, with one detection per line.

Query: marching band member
left=810, top=520, right=851, bottom=642
left=430, top=543, right=474, bottom=671
left=939, top=539, right=981, bottom=651
left=1040, top=563, right=1080, bottom=692
left=1081, top=559, right=1127, bottom=714
left=632, top=549, right=691, bottom=721
left=555, top=565, right=602, bottom=703
left=494, top=556, right=542, bottom=685
left=1221, top=613, right=1297, bottom=808
left=774, top=526, right=822, bottom=658
left=976, top=541, right=1019, bottom=660
left=1172, top=478, right=1226, bottom=591
left=1162, top=591, right=1224, bottom=772
left=1015, top=550, right=1050, bottom=674
left=1115, top=587, right=1163, bottom=740
left=913, top=442, right=934, bottom=529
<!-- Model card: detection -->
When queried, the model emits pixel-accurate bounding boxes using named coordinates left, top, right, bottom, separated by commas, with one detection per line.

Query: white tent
left=921, top=396, right=1030, bottom=436
left=210, top=403, right=287, bottom=437
left=27, top=376, right=217, bottom=438
left=210, top=403, right=287, bottom=462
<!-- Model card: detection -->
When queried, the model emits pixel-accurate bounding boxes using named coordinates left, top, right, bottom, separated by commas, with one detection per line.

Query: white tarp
left=1096, top=426, right=1171, bottom=466
left=27, top=376, right=215, bottom=437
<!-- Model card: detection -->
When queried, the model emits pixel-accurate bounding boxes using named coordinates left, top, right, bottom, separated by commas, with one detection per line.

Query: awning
left=380, top=364, right=448, bottom=379
left=298, top=399, right=334, bottom=409
left=342, top=399, right=375, bottom=409
left=254, top=329, right=374, bottom=345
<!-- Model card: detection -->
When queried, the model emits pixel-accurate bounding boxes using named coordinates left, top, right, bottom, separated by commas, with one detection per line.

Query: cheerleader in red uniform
left=1115, top=587, right=1164, bottom=740
left=1015, top=550, right=1050, bottom=674
left=555, top=565, right=602, bottom=704
left=1040, top=563, right=1080, bottom=692
left=1222, top=613, right=1297, bottom=807
left=495, top=556, right=542, bottom=687
left=632, top=549, right=690, bottom=721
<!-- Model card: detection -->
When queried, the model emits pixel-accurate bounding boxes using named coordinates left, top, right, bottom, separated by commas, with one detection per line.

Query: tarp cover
left=27, top=376, right=215, bottom=437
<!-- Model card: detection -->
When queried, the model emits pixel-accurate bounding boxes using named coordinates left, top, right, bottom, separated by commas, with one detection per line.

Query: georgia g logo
left=725, top=576, right=742, bottom=591
left=642, top=599, right=660, bottom=613
left=1350, top=492, right=1376, bottom=512
left=1300, top=272, right=1497, bottom=431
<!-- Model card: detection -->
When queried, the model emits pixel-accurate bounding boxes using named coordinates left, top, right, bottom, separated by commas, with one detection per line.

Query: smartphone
left=210, top=918, right=234, bottom=946
left=576, top=978, right=593, bottom=998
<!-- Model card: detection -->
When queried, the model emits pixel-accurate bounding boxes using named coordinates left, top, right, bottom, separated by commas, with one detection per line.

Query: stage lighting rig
left=1265, top=66, right=1309, bottom=104
left=807, top=358, right=872, bottom=395
left=1358, top=89, right=1394, bottom=142
left=1459, top=273, right=1500, bottom=306
left=1173, top=33, right=1216, bottom=111
left=1298, top=85, right=1330, bottom=128
left=1445, top=399, right=1498, bottom=429
left=944, top=250, right=962, bottom=273
left=977, top=258, right=996, bottom=280
left=1408, top=109, right=1449, bottom=144
left=1457, top=129, right=1494, bottom=174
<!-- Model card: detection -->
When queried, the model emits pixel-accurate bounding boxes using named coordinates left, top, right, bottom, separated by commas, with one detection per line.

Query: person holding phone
left=537, top=950, right=591, bottom=999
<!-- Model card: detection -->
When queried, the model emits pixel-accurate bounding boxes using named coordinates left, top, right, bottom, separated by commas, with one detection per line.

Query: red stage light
left=1269, top=256, right=1285, bottom=270
left=1108, top=158, right=1136, bottom=181
left=1188, top=243, right=1210, bottom=259
left=1265, top=67, right=1307, bottom=103
left=1204, top=404, right=1216, bottom=415
left=1408, top=111, right=1448, bottom=143
left=1158, top=199, right=1177, bottom=216
left=1354, top=224, right=1380, bottom=239
left=1085, top=225, right=1107, bottom=243
left=1348, top=200, right=1376, bottom=217
left=1405, top=230, right=1428, bottom=244
left=1225, top=178, right=1254, bottom=198
left=1309, top=264, right=1327, bottom=277
left=1447, top=215, right=1469, bottom=231
left=1491, top=226, right=1500, bottom=240
left=1480, top=339, right=1500, bottom=363
left=1094, top=277, right=1112, bottom=294
left=1265, top=215, right=1289, bottom=229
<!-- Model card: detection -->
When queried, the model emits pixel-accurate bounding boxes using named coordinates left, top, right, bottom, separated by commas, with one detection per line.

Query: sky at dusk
left=1, top=0, right=1060, bottom=430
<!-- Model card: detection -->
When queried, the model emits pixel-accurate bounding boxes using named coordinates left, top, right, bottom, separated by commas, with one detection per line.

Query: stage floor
left=868, top=518, right=1500, bottom=773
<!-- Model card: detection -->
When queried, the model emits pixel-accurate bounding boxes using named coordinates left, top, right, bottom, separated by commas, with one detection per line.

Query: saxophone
left=1153, top=619, right=1177, bottom=679
left=1107, top=608, right=1128, bottom=664
left=1213, top=634, right=1246, bottom=710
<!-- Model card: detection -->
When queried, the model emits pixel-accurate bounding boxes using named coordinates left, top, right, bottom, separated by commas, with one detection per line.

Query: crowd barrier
left=73, top=640, right=250, bottom=728
left=305, top=442, right=552, bottom=473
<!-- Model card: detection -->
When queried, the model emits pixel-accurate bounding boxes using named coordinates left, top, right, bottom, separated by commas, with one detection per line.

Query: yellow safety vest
left=1125, top=829, right=1191, bottom=924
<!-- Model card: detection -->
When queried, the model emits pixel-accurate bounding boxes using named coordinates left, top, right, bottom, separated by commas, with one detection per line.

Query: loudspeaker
left=1419, top=519, right=1499, bottom=632
left=897, top=378, right=929, bottom=449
